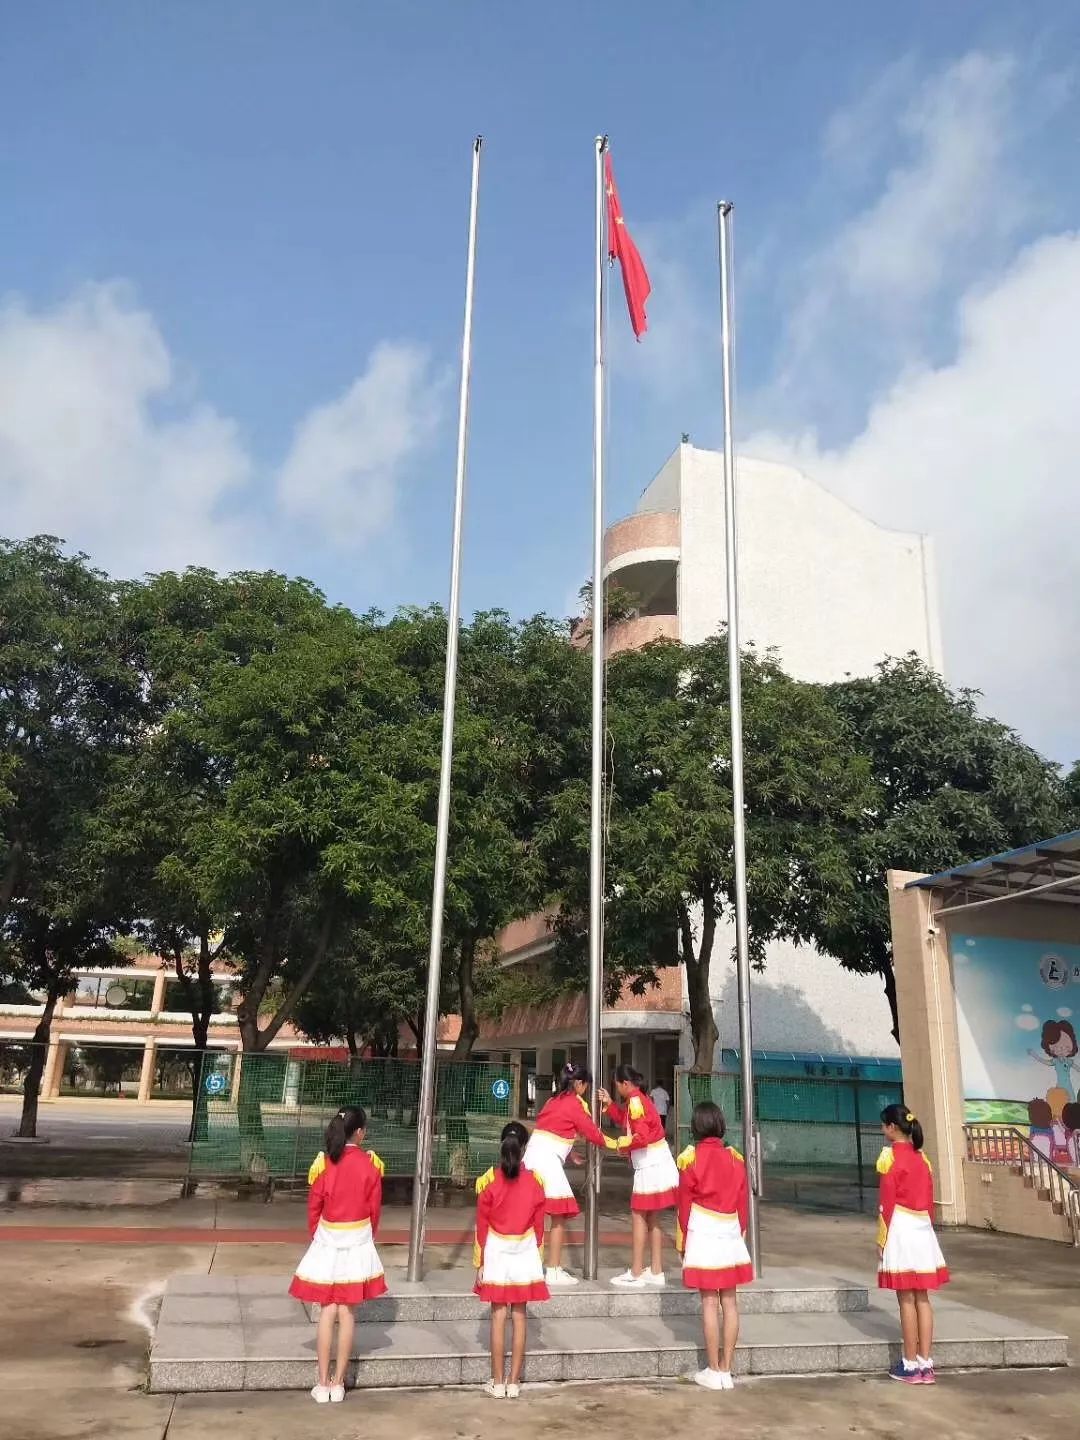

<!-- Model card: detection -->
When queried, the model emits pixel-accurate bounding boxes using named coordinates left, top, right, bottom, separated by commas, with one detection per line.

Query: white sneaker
left=546, top=1266, right=580, bottom=1286
left=505, top=1383, right=521, bottom=1399
left=311, top=1384, right=331, bottom=1404
left=609, top=1269, right=650, bottom=1288
left=645, top=1270, right=666, bottom=1287
left=328, top=1384, right=345, bottom=1403
left=482, top=1379, right=506, bottom=1398
left=719, top=1371, right=734, bottom=1390
left=693, top=1368, right=727, bottom=1391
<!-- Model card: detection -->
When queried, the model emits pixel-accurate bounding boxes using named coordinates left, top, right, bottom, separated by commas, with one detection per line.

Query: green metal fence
left=188, top=1052, right=520, bottom=1185
left=675, top=1067, right=904, bottom=1206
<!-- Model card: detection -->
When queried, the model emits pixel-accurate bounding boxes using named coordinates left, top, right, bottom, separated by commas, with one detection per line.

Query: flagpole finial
left=596, top=134, right=609, bottom=152
left=473, top=135, right=483, bottom=152
left=718, top=200, right=734, bottom=215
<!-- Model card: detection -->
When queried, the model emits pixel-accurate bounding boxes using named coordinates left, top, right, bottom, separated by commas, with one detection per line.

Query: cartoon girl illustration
left=1029, top=1020, right=1080, bottom=1105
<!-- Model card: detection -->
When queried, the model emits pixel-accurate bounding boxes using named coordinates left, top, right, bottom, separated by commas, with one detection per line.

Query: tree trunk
left=451, top=936, right=479, bottom=1060
left=680, top=899, right=718, bottom=1073
left=882, top=959, right=900, bottom=1047
left=19, top=983, right=61, bottom=1139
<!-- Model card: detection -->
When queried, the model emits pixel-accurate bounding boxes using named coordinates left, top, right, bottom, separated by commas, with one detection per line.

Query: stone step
left=159, top=1269, right=868, bottom=1325
left=148, top=1275, right=1067, bottom=1393
left=305, top=1267, right=869, bottom=1322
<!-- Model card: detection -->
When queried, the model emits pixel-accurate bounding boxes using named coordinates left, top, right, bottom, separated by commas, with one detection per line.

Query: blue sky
left=3, top=4, right=1080, bottom=758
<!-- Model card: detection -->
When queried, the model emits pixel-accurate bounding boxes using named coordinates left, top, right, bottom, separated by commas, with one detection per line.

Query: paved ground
left=1, top=1202, right=1076, bottom=1439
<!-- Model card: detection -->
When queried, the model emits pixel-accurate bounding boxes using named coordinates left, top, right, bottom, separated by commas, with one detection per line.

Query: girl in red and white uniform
left=474, top=1126, right=550, bottom=1399
left=676, top=1101, right=753, bottom=1391
left=877, top=1104, right=949, bottom=1386
left=523, top=1063, right=617, bottom=1285
left=289, top=1106, right=387, bottom=1404
left=603, top=1063, right=680, bottom=1287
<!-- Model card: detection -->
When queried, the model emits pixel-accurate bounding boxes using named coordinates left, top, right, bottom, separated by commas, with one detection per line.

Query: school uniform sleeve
left=606, top=1102, right=626, bottom=1128
left=733, top=1150, right=749, bottom=1238
left=474, top=1172, right=494, bottom=1269
left=574, top=1096, right=619, bottom=1150
left=676, top=1145, right=697, bottom=1254
left=877, top=1148, right=896, bottom=1250
left=307, top=1164, right=328, bottom=1238
left=531, top=1173, right=547, bottom=1248
left=614, top=1093, right=650, bottom=1153
left=367, top=1152, right=384, bottom=1237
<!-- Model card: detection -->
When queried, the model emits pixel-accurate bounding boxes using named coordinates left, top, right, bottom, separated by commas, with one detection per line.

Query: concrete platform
left=148, top=1269, right=1068, bottom=1392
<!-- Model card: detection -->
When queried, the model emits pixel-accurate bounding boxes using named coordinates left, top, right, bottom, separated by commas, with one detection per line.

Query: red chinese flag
left=605, top=152, right=651, bottom=340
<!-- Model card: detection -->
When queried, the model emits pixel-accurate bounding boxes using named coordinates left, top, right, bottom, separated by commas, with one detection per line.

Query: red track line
left=0, top=1225, right=631, bottom=1246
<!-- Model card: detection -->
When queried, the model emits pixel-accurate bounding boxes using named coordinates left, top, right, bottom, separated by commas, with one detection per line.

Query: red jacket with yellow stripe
left=305, top=1145, right=384, bottom=1239
left=533, top=1090, right=617, bottom=1150
left=876, top=1141, right=935, bottom=1247
left=675, top=1138, right=748, bottom=1252
left=473, top=1164, right=547, bottom=1266
left=606, top=1087, right=665, bottom=1153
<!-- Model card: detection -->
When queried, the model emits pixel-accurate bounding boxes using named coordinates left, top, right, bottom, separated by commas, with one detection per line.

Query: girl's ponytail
left=881, top=1103, right=923, bottom=1152
left=500, top=1130, right=523, bottom=1180
left=325, top=1105, right=366, bottom=1163
left=556, top=1062, right=592, bottom=1095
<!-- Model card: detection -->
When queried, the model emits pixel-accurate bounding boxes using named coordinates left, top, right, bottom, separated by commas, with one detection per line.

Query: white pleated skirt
left=474, top=1229, right=550, bottom=1304
left=288, top=1219, right=387, bottom=1306
left=523, top=1130, right=579, bottom=1216
left=878, top=1206, right=950, bottom=1291
left=682, top=1204, right=754, bottom=1290
left=629, top=1140, right=679, bottom=1212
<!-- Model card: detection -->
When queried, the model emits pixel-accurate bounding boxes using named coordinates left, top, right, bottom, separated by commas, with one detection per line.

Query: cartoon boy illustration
left=1029, top=1020, right=1080, bottom=1105
left=1027, top=1097, right=1054, bottom=1160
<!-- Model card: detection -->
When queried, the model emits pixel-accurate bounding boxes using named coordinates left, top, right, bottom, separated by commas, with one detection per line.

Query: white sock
left=902, top=1357, right=919, bottom=1371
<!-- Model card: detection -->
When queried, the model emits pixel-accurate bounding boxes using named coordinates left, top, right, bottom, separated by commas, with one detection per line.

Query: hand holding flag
left=605, top=152, right=651, bottom=340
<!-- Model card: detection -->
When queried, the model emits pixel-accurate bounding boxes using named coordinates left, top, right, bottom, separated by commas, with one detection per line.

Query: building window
left=72, top=976, right=156, bottom=1011
left=161, top=979, right=235, bottom=1015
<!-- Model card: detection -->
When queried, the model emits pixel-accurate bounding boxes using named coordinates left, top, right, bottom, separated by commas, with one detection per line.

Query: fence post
left=852, top=1080, right=864, bottom=1204
left=511, top=1057, right=523, bottom=1120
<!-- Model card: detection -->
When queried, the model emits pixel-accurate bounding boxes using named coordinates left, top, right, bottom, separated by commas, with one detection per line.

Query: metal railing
left=964, top=1123, right=1080, bottom=1246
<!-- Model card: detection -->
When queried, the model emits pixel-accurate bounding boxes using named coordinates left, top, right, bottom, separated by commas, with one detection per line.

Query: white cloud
left=734, top=48, right=1080, bottom=758
left=0, top=284, right=442, bottom=577
left=752, top=230, right=1080, bottom=757
left=828, top=53, right=1019, bottom=308
left=277, top=341, right=442, bottom=548
left=1059, top=1007, right=1074, bottom=1019
left=1015, top=1012, right=1040, bottom=1031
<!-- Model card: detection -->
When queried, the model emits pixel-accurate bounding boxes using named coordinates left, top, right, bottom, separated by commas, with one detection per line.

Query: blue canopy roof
left=906, top=828, right=1080, bottom=908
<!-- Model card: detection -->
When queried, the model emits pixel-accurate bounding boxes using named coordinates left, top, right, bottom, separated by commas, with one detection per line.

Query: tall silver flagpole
left=407, top=136, right=483, bottom=1283
left=717, top=200, right=760, bottom=1274
left=584, top=133, right=608, bottom=1282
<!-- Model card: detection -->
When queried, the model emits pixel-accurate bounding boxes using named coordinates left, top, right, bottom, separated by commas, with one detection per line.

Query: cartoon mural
left=951, top=933, right=1080, bottom=1150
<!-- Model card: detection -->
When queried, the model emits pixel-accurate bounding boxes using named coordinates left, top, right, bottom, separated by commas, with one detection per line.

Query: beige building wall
left=887, top=870, right=968, bottom=1226
left=889, top=866, right=1080, bottom=1240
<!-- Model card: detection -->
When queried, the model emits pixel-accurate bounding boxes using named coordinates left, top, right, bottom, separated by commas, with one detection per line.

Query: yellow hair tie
left=905, top=1112, right=916, bottom=1124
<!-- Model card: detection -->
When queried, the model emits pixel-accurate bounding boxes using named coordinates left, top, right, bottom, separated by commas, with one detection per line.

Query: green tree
left=822, top=656, right=1068, bottom=1041
left=382, top=608, right=589, bottom=1059
left=0, top=537, right=140, bottom=1134
left=542, top=633, right=877, bottom=1071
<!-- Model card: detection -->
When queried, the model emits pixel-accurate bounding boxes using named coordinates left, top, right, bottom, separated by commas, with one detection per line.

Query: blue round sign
left=491, top=1078, right=511, bottom=1101
left=205, top=1072, right=227, bottom=1096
